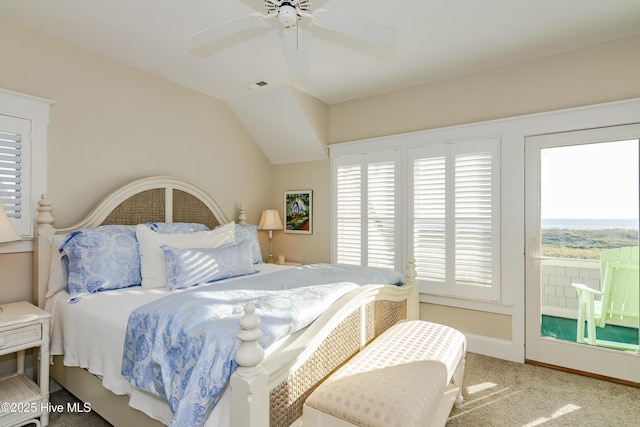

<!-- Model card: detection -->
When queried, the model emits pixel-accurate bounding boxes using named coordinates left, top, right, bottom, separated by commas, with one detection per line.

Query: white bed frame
left=34, top=176, right=419, bottom=427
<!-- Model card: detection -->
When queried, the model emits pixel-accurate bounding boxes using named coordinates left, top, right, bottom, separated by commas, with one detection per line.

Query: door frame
left=524, top=124, right=640, bottom=383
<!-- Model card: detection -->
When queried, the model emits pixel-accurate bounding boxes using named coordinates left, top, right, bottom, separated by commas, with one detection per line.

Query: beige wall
left=270, top=160, right=331, bottom=265
left=330, top=35, right=640, bottom=143
left=420, top=304, right=512, bottom=341
left=0, top=20, right=274, bottom=305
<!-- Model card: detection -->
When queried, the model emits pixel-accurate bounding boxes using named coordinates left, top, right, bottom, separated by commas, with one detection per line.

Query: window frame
left=331, top=131, right=502, bottom=306
left=0, top=88, right=53, bottom=253
left=408, top=137, right=500, bottom=301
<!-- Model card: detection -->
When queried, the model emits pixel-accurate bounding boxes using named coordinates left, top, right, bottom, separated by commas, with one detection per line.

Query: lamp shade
left=0, top=202, right=20, bottom=243
left=258, top=210, right=283, bottom=231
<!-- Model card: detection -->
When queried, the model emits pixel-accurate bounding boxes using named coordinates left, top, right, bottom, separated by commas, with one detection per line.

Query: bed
left=33, top=176, right=419, bottom=427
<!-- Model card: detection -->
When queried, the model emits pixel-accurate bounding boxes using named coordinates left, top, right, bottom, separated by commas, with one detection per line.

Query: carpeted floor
left=46, top=387, right=112, bottom=427
left=448, top=353, right=640, bottom=426
left=44, top=352, right=640, bottom=426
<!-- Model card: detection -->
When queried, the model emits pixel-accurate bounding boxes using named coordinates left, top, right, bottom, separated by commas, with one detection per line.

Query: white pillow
left=136, top=222, right=236, bottom=289
left=46, top=234, right=68, bottom=298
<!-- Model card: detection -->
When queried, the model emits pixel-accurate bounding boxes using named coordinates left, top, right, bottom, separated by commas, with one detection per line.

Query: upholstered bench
left=303, top=320, right=467, bottom=427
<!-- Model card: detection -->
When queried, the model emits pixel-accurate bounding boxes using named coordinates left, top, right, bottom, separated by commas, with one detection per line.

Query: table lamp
left=258, top=209, right=283, bottom=263
left=0, top=202, right=20, bottom=243
left=0, top=202, right=20, bottom=313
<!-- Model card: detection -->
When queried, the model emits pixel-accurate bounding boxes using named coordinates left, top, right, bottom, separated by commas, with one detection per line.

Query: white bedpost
left=405, top=256, right=419, bottom=320
left=230, top=303, right=269, bottom=427
left=34, top=194, right=55, bottom=308
left=237, top=204, right=247, bottom=225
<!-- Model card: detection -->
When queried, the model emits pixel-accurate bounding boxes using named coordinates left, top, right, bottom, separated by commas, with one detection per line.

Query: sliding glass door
left=525, top=123, right=640, bottom=383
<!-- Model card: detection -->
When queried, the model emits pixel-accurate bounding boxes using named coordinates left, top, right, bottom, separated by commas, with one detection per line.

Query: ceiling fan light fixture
left=278, top=4, right=298, bottom=27
left=189, top=0, right=397, bottom=81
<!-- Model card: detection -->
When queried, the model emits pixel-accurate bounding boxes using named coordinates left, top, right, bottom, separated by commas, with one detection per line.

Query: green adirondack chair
left=571, top=246, right=639, bottom=347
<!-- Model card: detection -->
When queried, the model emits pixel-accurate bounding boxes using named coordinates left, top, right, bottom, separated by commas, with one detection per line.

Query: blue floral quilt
left=121, top=264, right=403, bottom=426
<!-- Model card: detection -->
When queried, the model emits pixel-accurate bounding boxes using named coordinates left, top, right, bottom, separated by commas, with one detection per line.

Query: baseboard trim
left=525, top=359, right=640, bottom=388
left=465, top=333, right=516, bottom=361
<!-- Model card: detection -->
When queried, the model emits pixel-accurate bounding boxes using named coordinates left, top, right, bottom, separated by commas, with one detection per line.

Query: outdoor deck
left=540, top=258, right=639, bottom=350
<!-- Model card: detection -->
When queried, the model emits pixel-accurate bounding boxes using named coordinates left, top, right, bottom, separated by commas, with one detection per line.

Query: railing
left=540, top=258, right=600, bottom=319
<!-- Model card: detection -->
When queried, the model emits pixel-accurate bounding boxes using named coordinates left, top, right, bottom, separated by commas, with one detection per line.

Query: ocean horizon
left=542, top=218, right=639, bottom=230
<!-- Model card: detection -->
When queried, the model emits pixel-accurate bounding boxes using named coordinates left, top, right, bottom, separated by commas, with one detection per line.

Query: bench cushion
left=304, top=320, right=466, bottom=427
left=307, top=360, right=446, bottom=426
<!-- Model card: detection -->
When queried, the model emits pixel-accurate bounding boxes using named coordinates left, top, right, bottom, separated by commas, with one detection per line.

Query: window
left=0, top=115, right=30, bottom=234
left=0, top=88, right=52, bottom=246
left=409, top=138, right=500, bottom=301
left=333, top=151, right=400, bottom=269
left=332, top=137, right=500, bottom=302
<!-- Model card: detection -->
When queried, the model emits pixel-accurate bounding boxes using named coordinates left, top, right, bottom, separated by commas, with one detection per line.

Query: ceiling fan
left=188, top=0, right=396, bottom=80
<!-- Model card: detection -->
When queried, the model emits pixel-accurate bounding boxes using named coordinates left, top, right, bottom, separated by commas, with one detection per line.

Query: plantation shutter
left=410, top=139, right=500, bottom=301
left=451, top=140, right=499, bottom=300
left=335, top=163, right=362, bottom=265
left=411, top=145, right=448, bottom=294
left=367, top=161, right=397, bottom=268
left=333, top=151, right=400, bottom=268
left=0, top=114, right=29, bottom=234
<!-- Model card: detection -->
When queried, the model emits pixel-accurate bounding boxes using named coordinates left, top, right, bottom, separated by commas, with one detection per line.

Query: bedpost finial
left=406, top=256, right=417, bottom=285
left=238, top=203, right=247, bottom=225
left=36, top=194, right=54, bottom=227
left=235, top=303, right=265, bottom=371
left=239, top=302, right=258, bottom=328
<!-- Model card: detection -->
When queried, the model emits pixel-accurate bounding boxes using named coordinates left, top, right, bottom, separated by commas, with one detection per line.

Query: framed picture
left=284, top=190, right=312, bottom=234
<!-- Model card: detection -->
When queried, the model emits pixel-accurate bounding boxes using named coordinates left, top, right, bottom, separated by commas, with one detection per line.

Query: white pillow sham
left=136, top=222, right=236, bottom=289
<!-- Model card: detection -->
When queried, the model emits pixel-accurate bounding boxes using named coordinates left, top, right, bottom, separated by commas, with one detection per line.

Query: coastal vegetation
left=542, top=228, right=639, bottom=259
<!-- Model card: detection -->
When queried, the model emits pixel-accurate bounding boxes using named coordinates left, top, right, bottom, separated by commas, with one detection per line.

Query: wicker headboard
left=99, top=187, right=222, bottom=229
left=34, top=176, right=236, bottom=307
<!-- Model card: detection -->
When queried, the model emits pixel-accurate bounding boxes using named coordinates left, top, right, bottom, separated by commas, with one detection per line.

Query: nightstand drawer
left=0, top=325, right=42, bottom=351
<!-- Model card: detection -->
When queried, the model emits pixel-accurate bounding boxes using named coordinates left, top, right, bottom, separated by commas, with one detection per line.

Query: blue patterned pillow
left=229, top=223, right=263, bottom=264
left=162, top=240, right=257, bottom=290
left=60, top=225, right=141, bottom=302
left=144, top=222, right=209, bottom=234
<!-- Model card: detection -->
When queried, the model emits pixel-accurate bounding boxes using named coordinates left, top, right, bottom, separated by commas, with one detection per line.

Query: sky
left=541, top=139, right=639, bottom=219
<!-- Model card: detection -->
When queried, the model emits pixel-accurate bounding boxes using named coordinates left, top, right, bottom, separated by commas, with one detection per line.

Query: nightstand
left=281, top=261, right=302, bottom=266
left=0, top=301, right=51, bottom=427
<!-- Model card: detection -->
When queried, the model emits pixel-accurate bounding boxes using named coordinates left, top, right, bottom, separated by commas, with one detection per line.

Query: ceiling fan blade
left=189, top=13, right=268, bottom=48
left=283, top=28, right=309, bottom=80
left=311, top=9, right=396, bottom=47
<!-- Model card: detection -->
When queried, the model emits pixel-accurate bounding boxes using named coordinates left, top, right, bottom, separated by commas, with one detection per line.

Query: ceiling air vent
left=243, top=81, right=269, bottom=90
